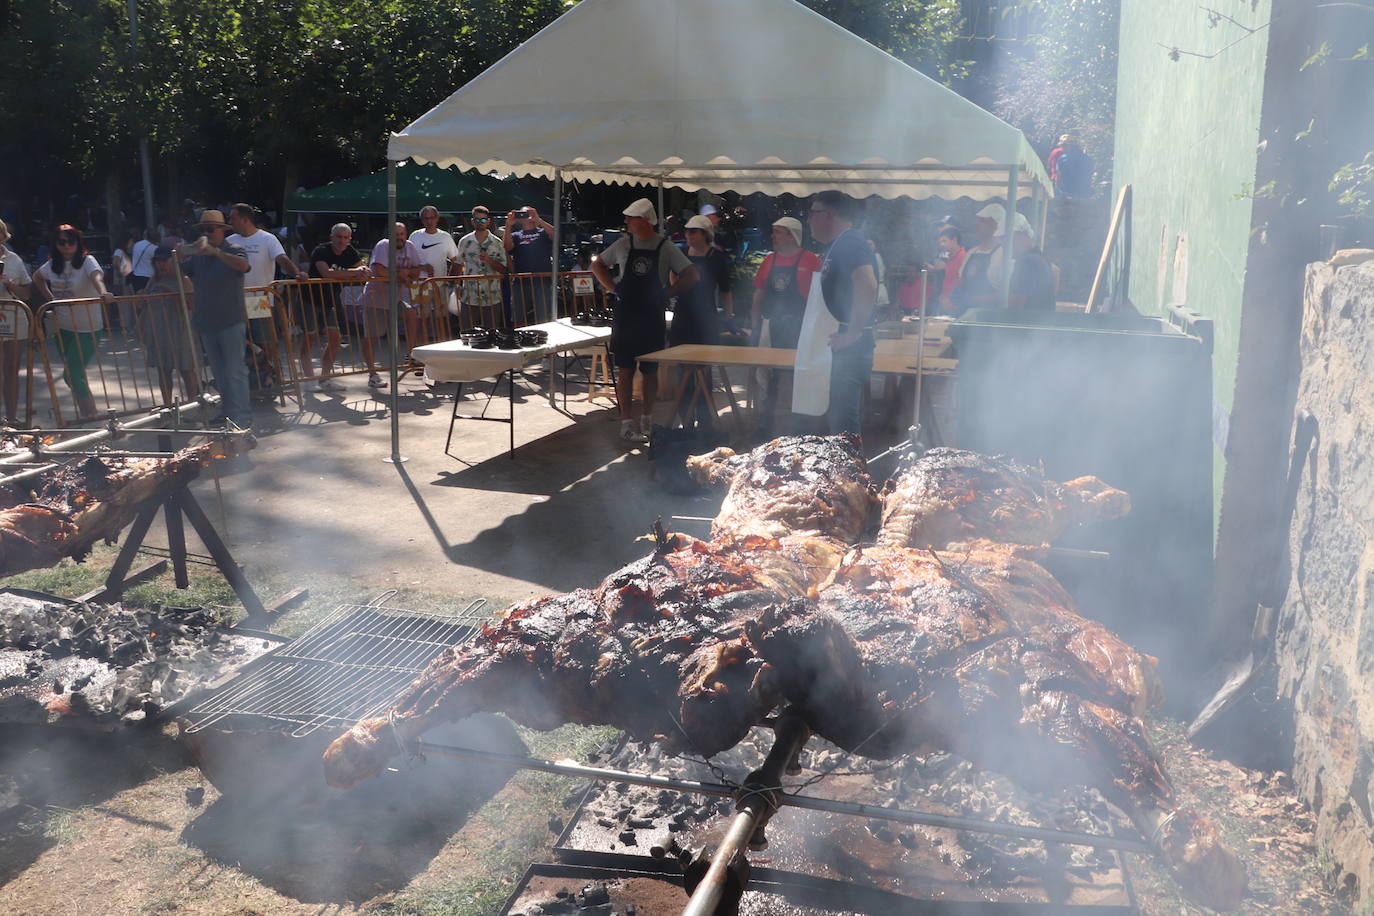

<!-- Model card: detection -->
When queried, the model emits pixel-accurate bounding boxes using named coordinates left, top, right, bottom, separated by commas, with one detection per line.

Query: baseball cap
left=976, top=204, right=1007, bottom=235
left=699, top=204, right=719, bottom=217
left=772, top=217, right=804, bottom=247
left=685, top=215, right=714, bottom=236
left=623, top=198, right=657, bottom=224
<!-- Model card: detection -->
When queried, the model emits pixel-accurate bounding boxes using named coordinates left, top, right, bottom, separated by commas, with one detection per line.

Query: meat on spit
left=0, top=442, right=251, bottom=578
left=685, top=434, right=878, bottom=544
left=324, top=436, right=1244, bottom=910
left=323, top=532, right=844, bottom=790
left=877, top=447, right=1130, bottom=549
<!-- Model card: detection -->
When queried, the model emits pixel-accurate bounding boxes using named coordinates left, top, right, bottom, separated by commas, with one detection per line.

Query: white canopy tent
left=387, top=0, right=1048, bottom=202
left=378, top=0, right=1051, bottom=460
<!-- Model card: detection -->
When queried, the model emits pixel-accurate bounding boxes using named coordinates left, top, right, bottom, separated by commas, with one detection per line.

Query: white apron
left=791, top=272, right=840, bottom=416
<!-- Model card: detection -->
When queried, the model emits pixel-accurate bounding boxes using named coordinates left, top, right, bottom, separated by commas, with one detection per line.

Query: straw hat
left=196, top=209, right=229, bottom=230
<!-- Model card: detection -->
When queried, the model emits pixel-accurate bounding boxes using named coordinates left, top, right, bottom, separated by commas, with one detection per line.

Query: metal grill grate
left=181, top=592, right=488, bottom=737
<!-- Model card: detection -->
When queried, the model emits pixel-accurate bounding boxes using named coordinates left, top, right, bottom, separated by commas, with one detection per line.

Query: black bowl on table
left=516, top=329, right=548, bottom=347
left=461, top=328, right=493, bottom=349
left=493, top=328, right=521, bottom=350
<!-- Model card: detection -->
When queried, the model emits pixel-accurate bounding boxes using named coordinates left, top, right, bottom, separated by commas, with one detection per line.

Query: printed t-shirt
left=227, top=229, right=287, bottom=318
left=409, top=228, right=459, bottom=278
left=36, top=256, right=105, bottom=332
left=507, top=226, right=553, bottom=274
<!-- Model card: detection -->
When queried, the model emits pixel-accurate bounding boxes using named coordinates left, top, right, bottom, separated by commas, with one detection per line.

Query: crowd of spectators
left=0, top=189, right=1061, bottom=437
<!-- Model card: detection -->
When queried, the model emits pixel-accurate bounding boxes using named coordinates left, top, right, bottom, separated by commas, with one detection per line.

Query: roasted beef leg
left=687, top=435, right=878, bottom=544
left=877, top=447, right=1130, bottom=549
left=746, top=545, right=1243, bottom=910
left=324, top=533, right=844, bottom=789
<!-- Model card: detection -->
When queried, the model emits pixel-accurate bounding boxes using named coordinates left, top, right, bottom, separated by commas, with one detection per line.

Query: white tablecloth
left=412, top=317, right=612, bottom=383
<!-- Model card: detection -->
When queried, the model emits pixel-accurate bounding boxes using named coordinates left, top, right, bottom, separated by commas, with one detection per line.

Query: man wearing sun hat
left=591, top=197, right=698, bottom=442
left=750, top=215, right=822, bottom=432
left=181, top=208, right=251, bottom=429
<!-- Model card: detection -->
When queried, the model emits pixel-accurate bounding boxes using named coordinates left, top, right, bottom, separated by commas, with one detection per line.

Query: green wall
left=1113, top=0, right=1271, bottom=508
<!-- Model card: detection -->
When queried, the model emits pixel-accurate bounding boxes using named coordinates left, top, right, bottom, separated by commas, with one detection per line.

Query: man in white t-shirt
left=129, top=229, right=157, bottom=292
left=408, top=205, right=459, bottom=340
left=228, top=203, right=307, bottom=395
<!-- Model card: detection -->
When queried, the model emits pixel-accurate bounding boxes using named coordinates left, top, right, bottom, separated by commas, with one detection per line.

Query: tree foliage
left=985, top=0, right=1119, bottom=161
left=0, top=0, right=971, bottom=224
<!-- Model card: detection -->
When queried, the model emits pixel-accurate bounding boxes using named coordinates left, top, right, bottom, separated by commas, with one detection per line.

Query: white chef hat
left=976, top=203, right=1007, bottom=235
left=623, top=198, right=658, bottom=224
left=699, top=203, right=719, bottom=217
left=685, top=214, right=714, bottom=238
left=772, top=217, right=804, bottom=247
left=1011, top=212, right=1035, bottom=240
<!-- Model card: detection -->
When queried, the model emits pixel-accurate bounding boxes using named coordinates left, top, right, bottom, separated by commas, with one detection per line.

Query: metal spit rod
left=413, top=740, right=1151, bottom=855
left=682, top=712, right=811, bottom=916
left=0, top=399, right=218, bottom=468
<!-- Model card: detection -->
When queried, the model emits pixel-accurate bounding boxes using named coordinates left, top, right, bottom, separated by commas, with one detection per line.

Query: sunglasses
left=473, top=217, right=490, bottom=223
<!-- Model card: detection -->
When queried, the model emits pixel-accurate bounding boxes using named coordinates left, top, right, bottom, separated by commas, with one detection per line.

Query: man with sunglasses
left=806, top=191, right=878, bottom=438
left=455, top=206, right=508, bottom=320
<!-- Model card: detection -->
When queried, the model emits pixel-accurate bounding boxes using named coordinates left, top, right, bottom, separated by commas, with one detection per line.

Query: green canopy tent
left=285, top=162, right=549, bottom=215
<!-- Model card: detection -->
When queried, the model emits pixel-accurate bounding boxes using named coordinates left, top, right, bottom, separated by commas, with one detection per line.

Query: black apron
left=761, top=255, right=806, bottom=349
left=611, top=237, right=669, bottom=358
left=669, top=250, right=722, bottom=348
left=953, top=244, right=1000, bottom=312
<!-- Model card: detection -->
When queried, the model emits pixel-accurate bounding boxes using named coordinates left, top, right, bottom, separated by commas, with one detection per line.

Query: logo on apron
left=629, top=255, right=653, bottom=278
left=770, top=273, right=789, bottom=293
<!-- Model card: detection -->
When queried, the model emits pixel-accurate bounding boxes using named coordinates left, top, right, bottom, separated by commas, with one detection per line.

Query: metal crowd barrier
left=1, top=298, right=36, bottom=427
left=24, top=272, right=612, bottom=427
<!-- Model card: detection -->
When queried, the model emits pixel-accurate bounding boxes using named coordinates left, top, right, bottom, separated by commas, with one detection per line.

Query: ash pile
left=560, top=732, right=1129, bottom=906
left=0, top=590, right=272, bottom=727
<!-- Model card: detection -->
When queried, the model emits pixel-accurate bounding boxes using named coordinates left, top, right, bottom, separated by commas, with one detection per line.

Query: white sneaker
left=368, top=373, right=388, bottom=389
left=620, top=419, right=644, bottom=442
left=639, top=415, right=654, bottom=439
left=314, top=376, right=345, bottom=392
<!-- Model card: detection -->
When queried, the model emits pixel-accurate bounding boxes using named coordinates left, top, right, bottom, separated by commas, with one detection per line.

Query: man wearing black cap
left=591, top=198, right=698, bottom=442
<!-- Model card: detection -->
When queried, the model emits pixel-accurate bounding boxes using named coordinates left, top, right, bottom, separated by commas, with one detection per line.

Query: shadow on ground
left=0, top=725, right=189, bottom=886
left=181, top=713, right=524, bottom=904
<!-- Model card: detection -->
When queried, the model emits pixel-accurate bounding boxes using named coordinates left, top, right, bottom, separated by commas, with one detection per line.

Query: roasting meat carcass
left=323, top=532, right=847, bottom=789
left=326, top=435, right=1243, bottom=910
left=686, top=435, right=878, bottom=544
left=744, top=543, right=1241, bottom=910
left=877, top=448, right=1130, bottom=549
left=0, top=441, right=251, bottom=578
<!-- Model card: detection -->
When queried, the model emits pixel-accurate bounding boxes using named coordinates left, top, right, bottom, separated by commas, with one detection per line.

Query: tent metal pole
left=999, top=165, right=1018, bottom=309
left=385, top=158, right=406, bottom=464
left=1037, top=182, right=1050, bottom=252
left=656, top=179, right=665, bottom=228
left=551, top=169, right=563, bottom=321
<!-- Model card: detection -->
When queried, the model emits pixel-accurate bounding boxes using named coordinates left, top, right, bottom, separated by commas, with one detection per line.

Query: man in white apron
left=793, top=192, right=879, bottom=438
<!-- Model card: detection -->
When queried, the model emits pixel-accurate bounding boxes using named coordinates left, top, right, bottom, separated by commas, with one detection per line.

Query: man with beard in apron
left=591, top=198, right=698, bottom=443
left=750, top=216, right=821, bottom=433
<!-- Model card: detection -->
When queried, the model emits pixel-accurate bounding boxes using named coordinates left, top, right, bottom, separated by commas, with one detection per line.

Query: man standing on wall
left=806, top=191, right=878, bottom=438
left=503, top=205, right=555, bottom=324
left=182, top=209, right=251, bottom=429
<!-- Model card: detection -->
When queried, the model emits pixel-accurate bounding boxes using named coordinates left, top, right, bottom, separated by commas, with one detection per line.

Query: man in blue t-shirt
left=807, top=191, right=878, bottom=438
left=503, top=205, right=555, bottom=324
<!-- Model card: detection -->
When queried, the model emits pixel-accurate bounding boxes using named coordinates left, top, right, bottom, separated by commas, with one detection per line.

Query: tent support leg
left=552, top=168, right=563, bottom=323
left=385, top=158, right=407, bottom=465
left=1000, top=164, right=1019, bottom=309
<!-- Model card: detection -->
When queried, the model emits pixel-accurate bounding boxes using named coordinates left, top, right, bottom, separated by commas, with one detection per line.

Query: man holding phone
left=503, top=205, right=554, bottom=324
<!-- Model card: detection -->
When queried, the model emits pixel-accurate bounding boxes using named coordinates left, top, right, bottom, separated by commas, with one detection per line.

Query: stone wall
left=1280, top=258, right=1374, bottom=905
